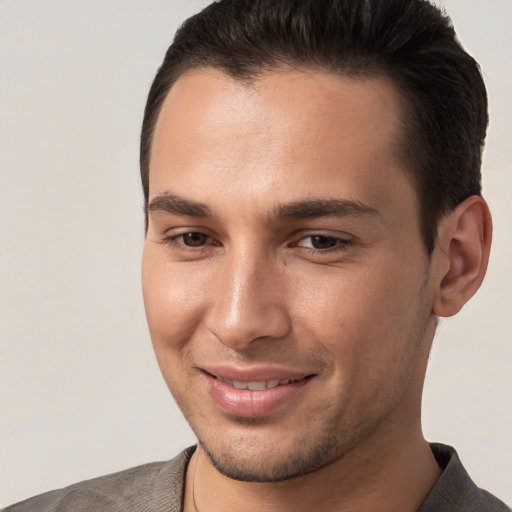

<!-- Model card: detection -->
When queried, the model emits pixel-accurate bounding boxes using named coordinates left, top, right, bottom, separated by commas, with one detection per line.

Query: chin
left=196, top=427, right=343, bottom=483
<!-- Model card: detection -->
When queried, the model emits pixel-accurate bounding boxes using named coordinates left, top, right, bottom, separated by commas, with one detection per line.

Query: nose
left=204, top=249, right=291, bottom=350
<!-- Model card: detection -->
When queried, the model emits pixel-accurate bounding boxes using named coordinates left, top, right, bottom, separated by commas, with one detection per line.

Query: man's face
left=142, top=69, right=437, bottom=481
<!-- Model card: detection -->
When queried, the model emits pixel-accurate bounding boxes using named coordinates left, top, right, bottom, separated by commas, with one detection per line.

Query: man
left=5, top=0, right=510, bottom=510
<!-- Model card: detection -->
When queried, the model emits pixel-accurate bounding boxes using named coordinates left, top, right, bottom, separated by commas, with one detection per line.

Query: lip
left=201, top=365, right=315, bottom=418
left=202, top=364, right=312, bottom=383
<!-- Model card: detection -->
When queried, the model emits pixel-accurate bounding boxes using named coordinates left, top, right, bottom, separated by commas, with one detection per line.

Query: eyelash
left=161, top=232, right=352, bottom=254
left=294, top=234, right=352, bottom=253
left=160, top=232, right=216, bottom=250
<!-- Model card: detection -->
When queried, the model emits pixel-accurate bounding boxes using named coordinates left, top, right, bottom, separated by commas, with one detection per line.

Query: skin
left=142, top=68, right=491, bottom=511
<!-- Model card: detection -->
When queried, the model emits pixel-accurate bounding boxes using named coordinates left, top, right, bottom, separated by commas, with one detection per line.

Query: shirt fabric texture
left=4, top=443, right=510, bottom=511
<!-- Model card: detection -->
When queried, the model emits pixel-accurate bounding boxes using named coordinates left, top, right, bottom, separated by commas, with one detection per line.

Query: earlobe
left=432, top=196, right=492, bottom=318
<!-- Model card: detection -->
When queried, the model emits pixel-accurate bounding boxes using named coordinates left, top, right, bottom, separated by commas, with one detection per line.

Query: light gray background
left=0, top=0, right=510, bottom=507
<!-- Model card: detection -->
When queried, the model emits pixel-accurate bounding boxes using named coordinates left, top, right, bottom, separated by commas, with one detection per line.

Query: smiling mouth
left=215, top=376, right=305, bottom=390
left=203, top=371, right=315, bottom=417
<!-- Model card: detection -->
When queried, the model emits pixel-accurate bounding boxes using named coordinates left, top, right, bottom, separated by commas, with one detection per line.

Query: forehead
left=152, top=68, right=404, bottom=156
left=149, top=68, right=413, bottom=213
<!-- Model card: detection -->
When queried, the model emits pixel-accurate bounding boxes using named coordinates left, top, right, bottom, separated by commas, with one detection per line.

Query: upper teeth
left=218, top=377, right=296, bottom=390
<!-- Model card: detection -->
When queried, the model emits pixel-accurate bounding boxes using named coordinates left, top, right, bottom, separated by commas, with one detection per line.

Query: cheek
left=141, top=252, right=212, bottom=407
left=292, top=258, right=428, bottom=373
left=141, top=247, right=208, bottom=354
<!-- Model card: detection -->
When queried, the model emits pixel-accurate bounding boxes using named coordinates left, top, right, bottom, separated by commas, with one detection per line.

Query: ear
left=432, top=195, right=492, bottom=318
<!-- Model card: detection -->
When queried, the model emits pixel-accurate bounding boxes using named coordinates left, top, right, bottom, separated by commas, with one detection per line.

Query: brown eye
left=309, top=235, right=339, bottom=250
left=181, top=232, right=209, bottom=247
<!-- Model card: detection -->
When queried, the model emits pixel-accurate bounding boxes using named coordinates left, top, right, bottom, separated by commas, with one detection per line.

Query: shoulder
left=3, top=447, right=195, bottom=512
left=419, top=443, right=510, bottom=512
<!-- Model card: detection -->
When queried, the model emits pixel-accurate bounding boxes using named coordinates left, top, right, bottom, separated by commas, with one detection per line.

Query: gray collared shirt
left=4, top=444, right=510, bottom=511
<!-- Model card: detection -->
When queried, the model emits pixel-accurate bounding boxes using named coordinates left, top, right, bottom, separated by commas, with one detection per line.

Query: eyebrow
left=271, top=198, right=381, bottom=222
left=147, top=192, right=380, bottom=222
left=147, top=193, right=212, bottom=218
